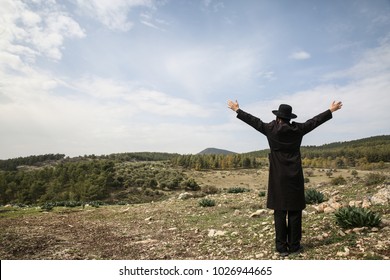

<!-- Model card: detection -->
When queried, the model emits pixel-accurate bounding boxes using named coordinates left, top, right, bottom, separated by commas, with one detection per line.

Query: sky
left=1, top=0, right=390, bottom=159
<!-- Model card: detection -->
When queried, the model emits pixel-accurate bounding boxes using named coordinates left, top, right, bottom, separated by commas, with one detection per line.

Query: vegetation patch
left=198, top=198, right=216, bottom=207
left=227, top=187, right=250, bottom=194
left=305, top=189, right=325, bottom=204
left=335, top=206, right=381, bottom=229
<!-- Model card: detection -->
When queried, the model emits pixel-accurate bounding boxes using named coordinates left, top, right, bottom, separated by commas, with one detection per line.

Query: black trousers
left=273, top=210, right=302, bottom=253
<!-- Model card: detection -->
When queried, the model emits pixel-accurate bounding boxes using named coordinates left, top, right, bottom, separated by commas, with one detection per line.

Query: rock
left=338, top=230, right=346, bottom=236
left=352, top=227, right=367, bottom=233
left=145, top=216, right=153, bottom=221
left=208, top=229, right=227, bottom=237
left=336, top=247, right=350, bottom=257
left=362, top=199, right=371, bottom=208
left=349, top=200, right=363, bottom=207
left=371, top=227, right=379, bottom=232
left=370, top=186, right=390, bottom=205
left=134, top=239, right=158, bottom=245
left=178, top=192, right=193, bottom=200
left=250, top=209, right=268, bottom=218
left=233, top=209, right=241, bottom=216
left=331, top=190, right=340, bottom=196
left=313, top=204, right=325, bottom=213
left=222, top=222, right=233, bottom=228
left=324, top=206, right=336, bottom=214
left=380, top=218, right=390, bottom=227
left=330, top=202, right=342, bottom=210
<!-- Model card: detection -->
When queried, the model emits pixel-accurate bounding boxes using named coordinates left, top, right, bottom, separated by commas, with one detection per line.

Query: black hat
left=272, top=104, right=297, bottom=119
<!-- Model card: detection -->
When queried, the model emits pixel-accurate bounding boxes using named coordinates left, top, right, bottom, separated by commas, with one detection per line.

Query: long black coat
left=237, top=109, right=333, bottom=210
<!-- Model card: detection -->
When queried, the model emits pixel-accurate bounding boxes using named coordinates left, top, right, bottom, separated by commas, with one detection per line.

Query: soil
left=1, top=168, right=389, bottom=260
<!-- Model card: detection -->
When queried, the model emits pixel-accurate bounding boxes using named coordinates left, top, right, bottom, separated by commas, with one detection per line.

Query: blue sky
left=1, top=0, right=390, bottom=159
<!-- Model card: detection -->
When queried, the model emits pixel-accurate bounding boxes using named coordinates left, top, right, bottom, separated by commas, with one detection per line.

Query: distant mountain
left=197, top=148, right=236, bottom=155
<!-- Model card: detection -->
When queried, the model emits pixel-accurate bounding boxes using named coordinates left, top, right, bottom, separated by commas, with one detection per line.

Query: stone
left=208, top=229, right=226, bottom=237
left=222, top=222, right=233, bottom=228
left=370, top=186, right=390, bottom=205
left=313, top=204, right=325, bottom=213
left=336, top=247, right=350, bottom=257
left=352, top=227, right=367, bottom=233
left=178, top=192, right=193, bottom=200
left=324, top=206, right=336, bottom=214
left=233, top=209, right=241, bottom=216
left=250, top=209, right=268, bottom=218
left=349, top=200, right=362, bottom=207
left=330, top=202, right=342, bottom=210
left=362, top=199, right=371, bottom=208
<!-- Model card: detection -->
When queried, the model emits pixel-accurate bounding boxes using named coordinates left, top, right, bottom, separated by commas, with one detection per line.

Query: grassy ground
left=0, top=167, right=389, bottom=260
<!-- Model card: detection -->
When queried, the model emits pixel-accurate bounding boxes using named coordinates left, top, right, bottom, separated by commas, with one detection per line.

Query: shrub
left=364, top=173, right=386, bottom=186
left=331, top=175, right=347, bottom=186
left=182, top=178, right=201, bottom=191
left=258, top=191, right=266, bottom=197
left=41, top=202, right=54, bottom=211
left=335, top=206, right=381, bottom=229
left=202, top=185, right=219, bottom=195
left=227, top=187, right=249, bottom=194
left=305, top=189, right=325, bottom=204
left=198, top=198, right=215, bottom=207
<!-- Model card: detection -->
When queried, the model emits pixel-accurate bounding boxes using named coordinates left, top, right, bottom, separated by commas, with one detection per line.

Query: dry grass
left=0, top=167, right=389, bottom=260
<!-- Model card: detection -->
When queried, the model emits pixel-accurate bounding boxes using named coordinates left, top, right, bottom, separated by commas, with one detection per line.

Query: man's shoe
left=278, top=251, right=289, bottom=257
left=289, top=245, right=304, bottom=254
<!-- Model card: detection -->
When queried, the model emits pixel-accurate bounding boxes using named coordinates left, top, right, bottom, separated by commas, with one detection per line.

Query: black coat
left=237, top=109, right=333, bottom=210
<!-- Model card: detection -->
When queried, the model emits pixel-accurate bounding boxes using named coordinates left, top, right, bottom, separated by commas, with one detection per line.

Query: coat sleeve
left=300, top=109, right=333, bottom=135
left=236, top=109, right=267, bottom=135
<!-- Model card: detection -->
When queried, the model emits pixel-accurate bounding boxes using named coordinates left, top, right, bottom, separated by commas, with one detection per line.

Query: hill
left=244, top=135, right=390, bottom=163
left=197, top=148, right=236, bottom=155
left=1, top=167, right=389, bottom=260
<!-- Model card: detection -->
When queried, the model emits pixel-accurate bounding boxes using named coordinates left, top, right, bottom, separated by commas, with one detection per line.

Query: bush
left=199, top=198, right=216, bottom=207
left=335, top=206, right=381, bottom=229
left=364, top=173, right=386, bottom=186
left=182, top=178, right=201, bottom=191
left=202, top=185, right=219, bottom=195
left=258, top=191, right=266, bottom=197
left=305, top=189, right=325, bottom=204
left=331, top=175, right=347, bottom=186
left=227, top=187, right=249, bottom=194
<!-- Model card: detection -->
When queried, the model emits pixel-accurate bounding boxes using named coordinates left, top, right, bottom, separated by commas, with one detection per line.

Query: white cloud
left=323, top=40, right=390, bottom=81
left=163, top=45, right=260, bottom=95
left=289, top=51, right=311, bottom=60
left=239, top=42, right=390, bottom=148
left=76, top=0, right=154, bottom=31
left=0, top=0, right=85, bottom=62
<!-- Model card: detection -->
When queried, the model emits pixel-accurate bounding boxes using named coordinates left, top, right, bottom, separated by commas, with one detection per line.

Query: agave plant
left=335, top=206, right=381, bottom=229
left=305, top=189, right=325, bottom=204
left=198, top=198, right=216, bottom=207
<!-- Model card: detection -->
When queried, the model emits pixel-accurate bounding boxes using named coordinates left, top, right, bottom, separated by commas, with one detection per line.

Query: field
left=0, top=167, right=389, bottom=260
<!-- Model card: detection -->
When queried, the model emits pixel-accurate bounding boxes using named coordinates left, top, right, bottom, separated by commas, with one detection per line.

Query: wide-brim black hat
left=272, top=104, right=297, bottom=119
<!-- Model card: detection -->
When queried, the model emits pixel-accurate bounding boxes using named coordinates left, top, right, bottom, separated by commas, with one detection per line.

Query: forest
left=0, top=135, right=389, bottom=207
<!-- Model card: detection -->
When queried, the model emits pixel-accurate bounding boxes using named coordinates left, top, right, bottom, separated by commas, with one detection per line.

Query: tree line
left=170, top=154, right=261, bottom=170
left=0, top=160, right=119, bottom=205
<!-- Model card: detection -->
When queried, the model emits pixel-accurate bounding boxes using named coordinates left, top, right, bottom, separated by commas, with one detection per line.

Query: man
left=227, top=100, right=343, bottom=256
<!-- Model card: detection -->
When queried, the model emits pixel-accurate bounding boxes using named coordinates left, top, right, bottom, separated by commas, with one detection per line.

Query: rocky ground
left=0, top=168, right=389, bottom=260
